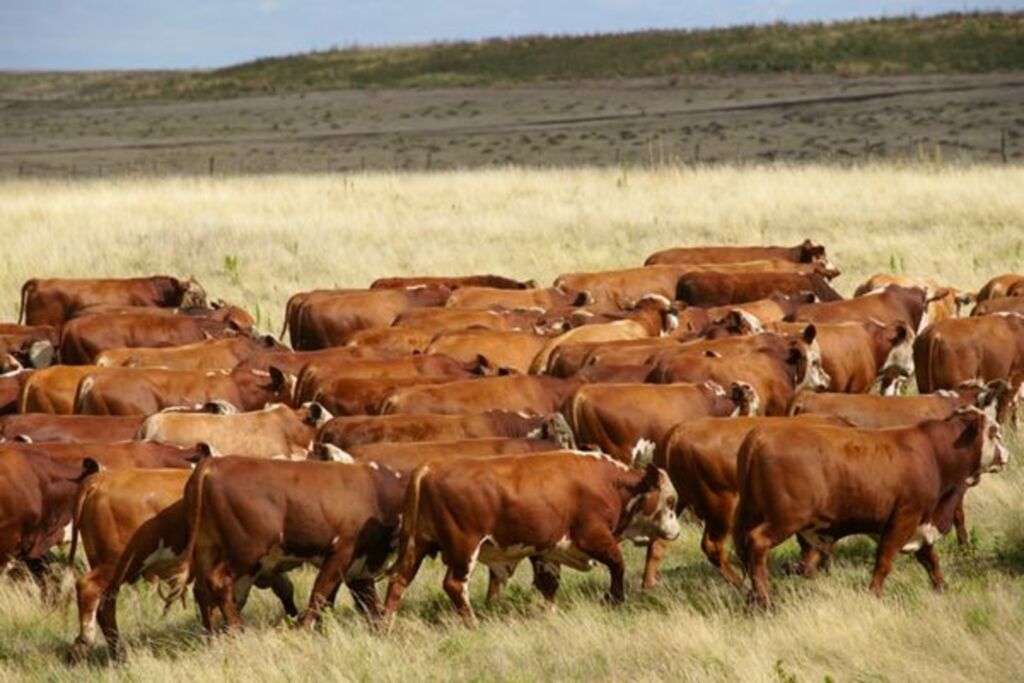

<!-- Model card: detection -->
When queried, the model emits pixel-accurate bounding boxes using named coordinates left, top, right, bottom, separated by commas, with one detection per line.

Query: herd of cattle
left=1, top=239, right=1023, bottom=661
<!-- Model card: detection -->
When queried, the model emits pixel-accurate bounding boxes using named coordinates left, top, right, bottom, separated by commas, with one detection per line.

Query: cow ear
left=572, top=291, right=592, bottom=307
left=787, top=347, right=803, bottom=365
left=640, top=462, right=660, bottom=490
left=269, top=366, right=285, bottom=390
left=260, top=334, right=277, bottom=348
left=891, top=323, right=909, bottom=344
left=954, top=416, right=980, bottom=449
left=801, top=324, right=817, bottom=345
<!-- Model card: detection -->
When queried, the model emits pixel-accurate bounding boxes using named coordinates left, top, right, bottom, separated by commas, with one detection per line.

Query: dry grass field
left=1, top=163, right=1024, bottom=681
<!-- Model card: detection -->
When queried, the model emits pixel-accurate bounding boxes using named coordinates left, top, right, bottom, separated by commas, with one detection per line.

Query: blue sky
left=1, top=1, right=1019, bottom=70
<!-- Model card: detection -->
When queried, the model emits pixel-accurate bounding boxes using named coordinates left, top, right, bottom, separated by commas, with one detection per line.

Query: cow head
left=964, top=379, right=1012, bottom=423
left=179, top=279, right=208, bottom=309
left=311, top=442, right=354, bottom=463
left=950, top=407, right=1009, bottom=479
left=798, top=239, right=828, bottom=263
left=878, top=321, right=915, bottom=395
left=716, top=309, right=764, bottom=336
left=263, top=366, right=297, bottom=406
left=730, top=381, right=761, bottom=417
left=622, top=463, right=681, bottom=543
left=789, top=325, right=830, bottom=391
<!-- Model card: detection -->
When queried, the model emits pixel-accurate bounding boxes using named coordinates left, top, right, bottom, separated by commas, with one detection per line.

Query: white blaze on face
left=631, top=439, right=656, bottom=469
left=881, top=332, right=915, bottom=380
left=797, top=342, right=830, bottom=392
left=979, top=416, right=1009, bottom=472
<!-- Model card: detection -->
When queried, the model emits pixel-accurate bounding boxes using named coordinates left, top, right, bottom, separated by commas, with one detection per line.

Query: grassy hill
left=1, top=12, right=1021, bottom=103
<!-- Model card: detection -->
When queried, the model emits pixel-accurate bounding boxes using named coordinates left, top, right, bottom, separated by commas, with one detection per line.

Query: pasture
left=1, top=163, right=1024, bottom=681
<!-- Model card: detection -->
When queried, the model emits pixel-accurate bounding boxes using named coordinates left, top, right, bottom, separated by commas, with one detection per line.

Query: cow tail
left=67, top=477, right=96, bottom=567
left=17, top=279, right=35, bottom=325
left=390, top=464, right=429, bottom=579
left=163, top=460, right=210, bottom=609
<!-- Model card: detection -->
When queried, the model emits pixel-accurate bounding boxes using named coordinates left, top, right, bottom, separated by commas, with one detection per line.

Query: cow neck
left=918, top=418, right=982, bottom=489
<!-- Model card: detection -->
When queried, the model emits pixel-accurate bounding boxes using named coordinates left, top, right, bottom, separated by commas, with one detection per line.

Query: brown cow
left=0, top=324, right=58, bottom=368
left=382, top=452, right=681, bottom=627
left=564, top=380, right=759, bottom=462
left=292, top=286, right=450, bottom=349
left=446, top=286, right=590, bottom=311
left=672, top=295, right=814, bottom=337
left=138, top=403, right=332, bottom=459
left=971, top=296, right=1024, bottom=317
left=317, top=411, right=568, bottom=449
left=427, top=329, right=548, bottom=374
left=96, top=335, right=285, bottom=370
left=643, top=414, right=849, bottom=589
left=0, top=414, right=145, bottom=443
left=976, top=273, right=1024, bottom=302
left=19, top=366, right=112, bottom=414
left=791, top=285, right=928, bottom=332
left=530, top=318, right=664, bottom=375
left=768, top=320, right=914, bottom=394
left=733, top=409, right=1007, bottom=606
left=19, top=276, right=206, bottom=328
left=73, top=367, right=294, bottom=416
left=676, top=272, right=842, bottom=307
left=644, top=239, right=830, bottom=267
left=650, top=342, right=830, bottom=416
left=167, top=456, right=409, bottom=631
left=854, top=274, right=967, bottom=323
left=60, top=313, right=258, bottom=365
left=914, top=314, right=1024, bottom=398
left=391, top=307, right=544, bottom=337
left=67, top=467, right=191, bottom=660
left=332, top=436, right=571, bottom=469
left=343, top=327, right=438, bottom=355
left=370, top=275, right=534, bottom=291
left=241, top=344, right=398, bottom=375
left=381, top=375, right=584, bottom=416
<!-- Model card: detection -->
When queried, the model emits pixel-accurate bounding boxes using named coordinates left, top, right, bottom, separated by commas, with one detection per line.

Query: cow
left=676, top=272, right=842, bottom=307
left=95, top=335, right=285, bottom=371
left=19, top=276, right=206, bottom=328
left=19, top=365, right=107, bottom=415
left=67, top=466, right=191, bottom=660
left=295, top=354, right=482, bottom=402
left=240, top=344, right=399, bottom=375
left=59, top=312, right=257, bottom=365
left=0, top=414, right=146, bottom=444
left=643, top=414, right=850, bottom=589
left=545, top=337, right=681, bottom=378
left=390, top=307, right=545, bottom=337
left=73, top=367, right=295, bottom=416
left=644, top=239, right=830, bottom=267
left=0, top=324, right=58, bottom=368
left=791, top=285, right=929, bottom=332
left=971, top=296, right=1024, bottom=317
left=427, top=330, right=548, bottom=375
left=305, top=376, right=455, bottom=417
left=343, top=327, right=439, bottom=355
left=564, top=381, right=759, bottom=462
left=165, top=456, right=409, bottom=632
left=137, top=403, right=332, bottom=459
left=854, top=274, right=967, bottom=323
left=445, top=286, right=590, bottom=311
left=767, top=320, right=914, bottom=394
left=381, top=376, right=584, bottom=417
left=672, top=295, right=814, bottom=337
left=381, top=452, right=682, bottom=628
left=913, top=315, right=1024, bottom=412
left=530, top=315, right=668, bottom=375
left=976, top=273, right=1024, bottom=302
left=732, top=408, right=1008, bottom=606
left=331, top=436, right=572, bottom=469
left=370, top=275, right=534, bottom=291
left=291, top=286, right=450, bottom=349
left=650, top=342, right=830, bottom=416
left=317, top=411, right=570, bottom=450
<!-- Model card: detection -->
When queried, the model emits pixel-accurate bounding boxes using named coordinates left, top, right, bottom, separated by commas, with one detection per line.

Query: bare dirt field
left=2, top=72, right=1022, bottom=178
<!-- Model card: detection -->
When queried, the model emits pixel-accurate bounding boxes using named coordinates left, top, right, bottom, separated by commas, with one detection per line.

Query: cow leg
left=576, top=530, right=625, bottom=604
left=299, top=547, right=353, bottom=628
left=954, top=501, right=969, bottom=547
left=96, top=589, right=122, bottom=659
left=870, top=517, right=919, bottom=597
left=382, top=545, right=429, bottom=628
left=742, top=525, right=774, bottom=609
left=914, top=544, right=945, bottom=592
left=348, top=578, right=382, bottom=621
left=701, top=523, right=741, bottom=587
left=641, top=540, right=666, bottom=590
left=530, top=557, right=561, bottom=606
left=193, top=581, right=219, bottom=633
left=442, top=560, right=478, bottom=628
left=269, top=572, right=299, bottom=618
left=69, top=566, right=112, bottom=662
left=208, top=563, right=243, bottom=630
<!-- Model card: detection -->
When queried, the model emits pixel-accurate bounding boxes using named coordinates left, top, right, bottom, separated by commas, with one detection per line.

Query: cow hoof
left=66, top=639, right=92, bottom=665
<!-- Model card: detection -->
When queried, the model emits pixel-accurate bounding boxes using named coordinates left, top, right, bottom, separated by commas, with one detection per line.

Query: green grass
left=1, top=12, right=1021, bottom=104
